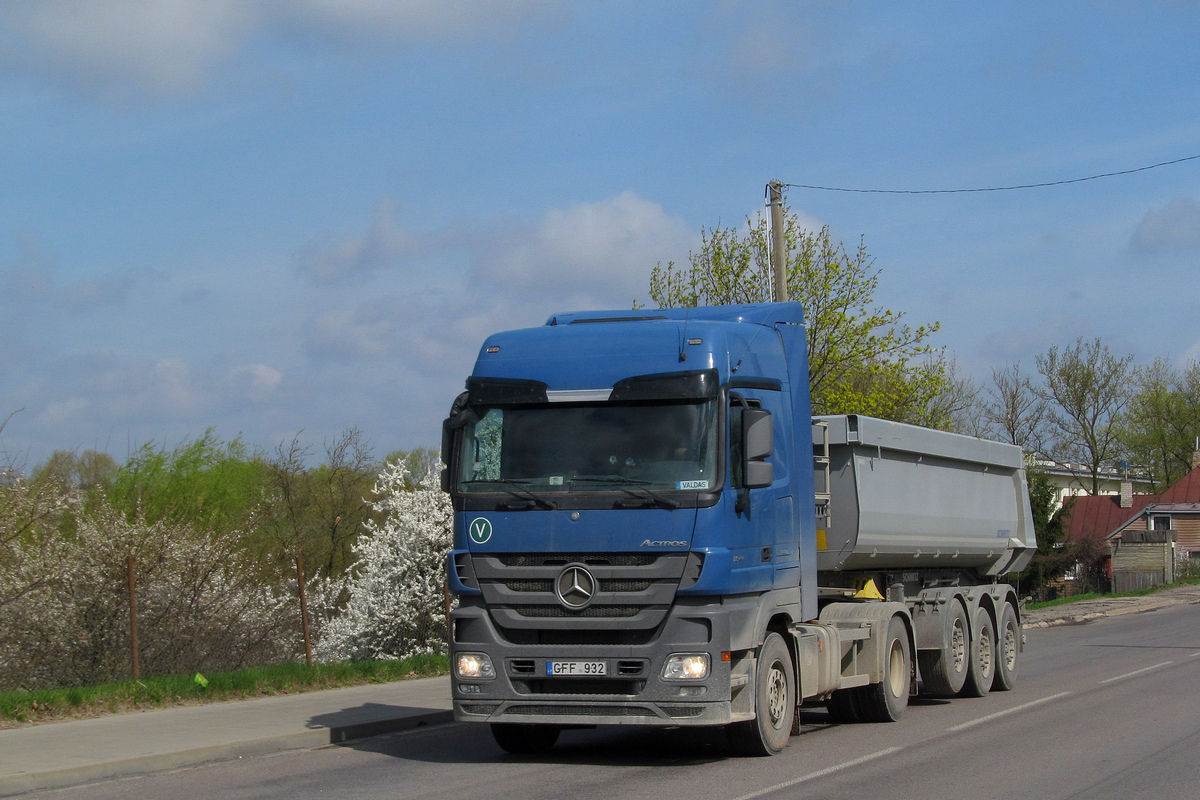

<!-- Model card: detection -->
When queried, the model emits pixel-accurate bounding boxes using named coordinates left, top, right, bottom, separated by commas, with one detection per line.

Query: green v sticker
left=469, top=517, right=493, bottom=544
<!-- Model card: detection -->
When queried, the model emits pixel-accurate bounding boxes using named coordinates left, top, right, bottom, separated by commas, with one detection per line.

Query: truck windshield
left=457, top=400, right=718, bottom=493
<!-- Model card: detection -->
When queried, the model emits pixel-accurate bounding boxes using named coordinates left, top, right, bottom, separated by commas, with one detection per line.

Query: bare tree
left=918, top=358, right=985, bottom=435
left=983, top=362, right=1047, bottom=450
left=313, top=427, right=377, bottom=576
left=264, top=429, right=377, bottom=578
left=1035, top=338, right=1133, bottom=494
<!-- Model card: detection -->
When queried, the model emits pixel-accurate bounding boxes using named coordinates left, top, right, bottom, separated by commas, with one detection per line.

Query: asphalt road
left=30, top=604, right=1200, bottom=800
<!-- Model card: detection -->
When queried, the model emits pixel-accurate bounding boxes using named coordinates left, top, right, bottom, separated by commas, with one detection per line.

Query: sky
left=2, top=0, right=1199, bottom=469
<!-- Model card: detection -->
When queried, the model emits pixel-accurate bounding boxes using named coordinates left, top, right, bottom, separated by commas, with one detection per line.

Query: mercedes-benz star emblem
left=555, top=564, right=596, bottom=611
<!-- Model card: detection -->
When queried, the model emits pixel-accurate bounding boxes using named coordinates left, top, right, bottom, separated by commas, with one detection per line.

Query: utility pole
left=767, top=180, right=788, bottom=302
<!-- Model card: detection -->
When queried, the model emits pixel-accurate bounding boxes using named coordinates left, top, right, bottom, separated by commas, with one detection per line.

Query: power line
left=783, top=153, right=1200, bottom=195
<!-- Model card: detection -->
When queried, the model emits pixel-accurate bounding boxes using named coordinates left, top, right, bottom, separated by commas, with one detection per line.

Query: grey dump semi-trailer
left=443, top=304, right=1035, bottom=756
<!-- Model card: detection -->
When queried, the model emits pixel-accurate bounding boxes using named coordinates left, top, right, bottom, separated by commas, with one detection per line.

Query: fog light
left=455, top=652, right=496, bottom=680
left=662, top=653, right=709, bottom=680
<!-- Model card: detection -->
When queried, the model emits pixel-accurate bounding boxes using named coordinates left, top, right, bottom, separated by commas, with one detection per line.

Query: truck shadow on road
left=332, top=707, right=855, bottom=767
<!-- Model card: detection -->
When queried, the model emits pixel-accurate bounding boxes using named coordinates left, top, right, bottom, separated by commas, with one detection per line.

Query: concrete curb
left=0, top=709, right=454, bottom=797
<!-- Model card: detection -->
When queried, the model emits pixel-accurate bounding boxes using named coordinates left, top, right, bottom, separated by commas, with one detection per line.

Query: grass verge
left=1026, top=575, right=1200, bottom=610
left=0, top=654, right=449, bottom=727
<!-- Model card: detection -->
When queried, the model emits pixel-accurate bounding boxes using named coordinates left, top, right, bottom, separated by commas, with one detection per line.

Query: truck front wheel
left=728, top=632, right=795, bottom=756
left=856, top=615, right=911, bottom=722
left=491, top=723, right=560, bottom=755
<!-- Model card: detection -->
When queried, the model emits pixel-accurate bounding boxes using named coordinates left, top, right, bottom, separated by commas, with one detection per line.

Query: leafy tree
left=1035, top=338, right=1133, bottom=494
left=642, top=211, right=946, bottom=424
left=109, top=431, right=270, bottom=534
left=1118, top=359, right=1200, bottom=489
left=1011, top=468, right=1073, bottom=594
left=315, top=462, right=452, bottom=662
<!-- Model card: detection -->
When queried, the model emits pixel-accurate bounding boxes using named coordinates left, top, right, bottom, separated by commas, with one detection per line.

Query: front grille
left=505, top=578, right=652, bottom=593
left=504, top=628, right=657, bottom=646
left=512, top=605, right=642, bottom=618
left=499, top=553, right=658, bottom=567
left=459, top=704, right=499, bottom=715
left=661, top=706, right=706, bottom=718
left=519, top=679, right=645, bottom=696
left=479, top=552, right=688, bottom=637
left=601, top=579, right=653, bottom=592
left=504, top=704, right=657, bottom=717
left=504, top=579, right=554, bottom=592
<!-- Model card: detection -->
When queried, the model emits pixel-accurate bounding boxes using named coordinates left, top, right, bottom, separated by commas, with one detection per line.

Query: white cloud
left=26, top=355, right=286, bottom=432
left=1130, top=196, right=1200, bottom=253
left=285, top=0, right=558, bottom=42
left=305, top=305, right=399, bottom=359
left=302, top=191, right=695, bottom=369
left=0, top=0, right=259, bottom=96
left=33, top=398, right=87, bottom=427
left=2, top=234, right=137, bottom=313
left=483, top=190, right=696, bottom=302
left=296, top=198, right=419, bottom=284
left=222, top=363, right=284, bottom=402
left=0, top=0, right=561, bottom=97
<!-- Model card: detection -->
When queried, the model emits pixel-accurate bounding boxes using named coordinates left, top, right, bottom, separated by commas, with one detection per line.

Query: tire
left=918, top=598, right=969, bottom=697
left=991, top=602, right=1020, bottom=692
left=856, top=615, right=911, bottom=722
left=961, top=607, right=995, bottom=698
left=491, top=723, right=560, bottom=755
left=728, top=632, right=795, bottom=756
left=826, top=688, right=862, bottom=724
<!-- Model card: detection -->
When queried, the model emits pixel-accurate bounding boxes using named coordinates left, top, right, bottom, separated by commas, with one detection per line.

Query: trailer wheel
left=856, top=615, right=911, bottom=722
left=918, top=598, right=969, bottom=696
left=991, top=602, right=1020, bottom=692
left=728, top=633, right=795, bottom=756
left=960, top=607, right=995, bottom=697
left=491, top=723, right=560, bottom=755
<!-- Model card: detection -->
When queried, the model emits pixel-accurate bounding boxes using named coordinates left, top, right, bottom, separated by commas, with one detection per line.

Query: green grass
left=1026, top=575, right=1200, bottom=610
left=0, top=654, right=449, bottom=726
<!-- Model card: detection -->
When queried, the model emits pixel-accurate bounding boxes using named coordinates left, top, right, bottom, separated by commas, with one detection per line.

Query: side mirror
left=441, top=391, right=470, bottom=494
left=742, top=408, right=774, bottom=489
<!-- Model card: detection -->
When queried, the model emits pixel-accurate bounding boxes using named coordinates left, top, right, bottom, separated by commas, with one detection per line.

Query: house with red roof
left=1061, top=464, right=1200, bottom=591
left=1063, top=466, right=1200, bottom=552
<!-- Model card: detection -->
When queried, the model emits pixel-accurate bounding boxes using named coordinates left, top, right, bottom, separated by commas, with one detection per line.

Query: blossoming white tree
left=316, top=462, right=453, bottom=662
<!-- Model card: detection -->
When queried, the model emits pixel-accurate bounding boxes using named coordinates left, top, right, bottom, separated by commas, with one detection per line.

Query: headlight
left=662, top=653, right=709, bottom=680
left=455, top=652, right=496, bottom=680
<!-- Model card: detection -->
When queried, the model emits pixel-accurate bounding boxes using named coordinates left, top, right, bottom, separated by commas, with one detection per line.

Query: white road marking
left=1098, top=661, right=1174, bottom=684
left=947, top=692, right=1072, bottom=732
left=730, top=747, right=903, bottom=800
left=1190, top=652, right=1200, bottom=658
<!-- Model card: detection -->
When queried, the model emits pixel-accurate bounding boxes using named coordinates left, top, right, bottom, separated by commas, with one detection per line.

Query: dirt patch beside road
left=1024, top=583, right=1200, bottom=628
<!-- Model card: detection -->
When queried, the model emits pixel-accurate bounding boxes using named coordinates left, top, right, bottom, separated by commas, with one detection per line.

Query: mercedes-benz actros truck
left=441, top=302, right=1035, bottom=755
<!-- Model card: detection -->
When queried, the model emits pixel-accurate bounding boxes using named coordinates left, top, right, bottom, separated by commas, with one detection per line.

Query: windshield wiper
left=571, top=476, right=680, bottom=509
left=460, top=479, right=558, bottom=510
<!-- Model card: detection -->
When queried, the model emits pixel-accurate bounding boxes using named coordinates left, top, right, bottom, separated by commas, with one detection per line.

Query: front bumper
left=450, top=595, right=742, bottom=727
